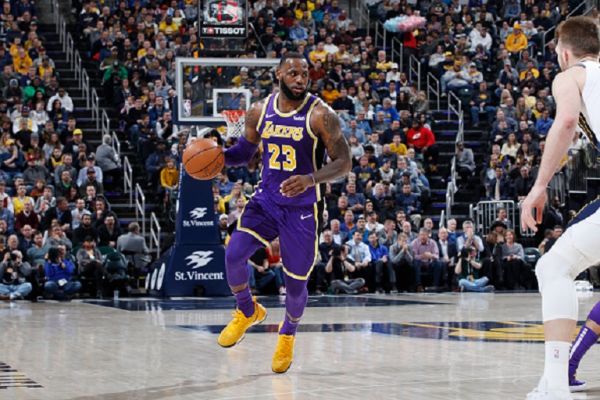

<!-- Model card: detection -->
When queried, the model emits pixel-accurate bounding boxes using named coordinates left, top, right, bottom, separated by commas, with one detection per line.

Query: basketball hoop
left=222, top=109, right=246, bottom=139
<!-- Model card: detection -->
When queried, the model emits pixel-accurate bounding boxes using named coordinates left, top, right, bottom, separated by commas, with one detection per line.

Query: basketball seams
left=183, top=140, right=225, bottom=179
left=187, top=150, right=224, bottom=177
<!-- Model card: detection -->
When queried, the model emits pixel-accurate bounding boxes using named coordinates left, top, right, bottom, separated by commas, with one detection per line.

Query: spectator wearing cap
left=386, top=63, right=401, bottom=83
left=505, top=22, right=528, bottom=54
left=78, top=167, right=104, bottom=197
left=76, top=154, right=103, bottom=187
left=218, top=214, right=230, bottom=245
left=46, top=87, right=73, bottom=113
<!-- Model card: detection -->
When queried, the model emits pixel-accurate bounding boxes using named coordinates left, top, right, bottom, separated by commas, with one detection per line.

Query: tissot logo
left=183, top=207, right=214, bottom=227
left=202, top=27, right=245, bottom=35
left=175, top=251, right=224, bottom=281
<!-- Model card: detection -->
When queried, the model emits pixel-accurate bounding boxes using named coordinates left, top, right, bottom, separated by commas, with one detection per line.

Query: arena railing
left=356, top=1, right=370, bottom=32
left=445, top=181, right=453, bottom=220
left=447, top=90, right=462, bottom=122
left=111, top=131, right=121, bottom=160
left=566, top=148, right=588, bottom=194
left=548, top=171, right=567, bottom=206
left=542, top=1, right=595, bottom=56
left=374, top=19, right=387, bottom=50
left=52, top=0, right=95, bottom=125
left=150, top=212, right=161, bottom=258
left=391, top=37, right=404, bottom=73
left=426, top=72, right=440, bottom=111
left=470, top=200, right=517, bottom=237
left=439, top=209, right=445, bottom=229
left=409, top=55, right=421, bottom=91
left=91, top=88, right=100, bottom=131
left=135, top=183, right=146, bottom=238
left=74, top=50, right=81, bottom=88
left=101, top=109, right=110, bottom=139
left=123, top=156, right=133, bottom=206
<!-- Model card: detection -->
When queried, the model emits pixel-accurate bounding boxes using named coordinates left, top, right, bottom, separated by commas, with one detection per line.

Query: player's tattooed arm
left=243, top=100, right=264, bottom=145
left=312, top=104, right=352, bottom=184
left=280, top=103, right=351, bottom=197
left=223, top=100, right=263, bottom=166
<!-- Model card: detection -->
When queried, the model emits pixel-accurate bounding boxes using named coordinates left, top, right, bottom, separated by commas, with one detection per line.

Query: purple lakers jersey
left=255, top=93, right=325, bottom=207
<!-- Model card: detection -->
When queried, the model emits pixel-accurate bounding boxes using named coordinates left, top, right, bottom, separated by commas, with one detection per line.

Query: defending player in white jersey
left=520, top=16, right=600, bottom=400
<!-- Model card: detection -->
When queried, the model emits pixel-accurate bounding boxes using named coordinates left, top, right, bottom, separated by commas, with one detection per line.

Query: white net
left=222, top=109, right=246, bottom=139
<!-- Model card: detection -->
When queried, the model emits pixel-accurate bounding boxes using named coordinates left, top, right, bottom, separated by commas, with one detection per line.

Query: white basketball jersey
left=579, top=60, right=600, bottom=148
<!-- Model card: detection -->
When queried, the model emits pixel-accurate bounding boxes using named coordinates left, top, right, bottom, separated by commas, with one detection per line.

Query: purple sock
left=569, top=301, right=600, bottom=378
left=280, top=275, right=308, bottom=336
left=234, top=287, right=255, bottom=318
left=225, top=231, right=263, bottom=318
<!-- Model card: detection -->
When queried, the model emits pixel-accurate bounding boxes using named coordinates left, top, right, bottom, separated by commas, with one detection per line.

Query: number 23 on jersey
left=268, top=143, right=297, bottom=172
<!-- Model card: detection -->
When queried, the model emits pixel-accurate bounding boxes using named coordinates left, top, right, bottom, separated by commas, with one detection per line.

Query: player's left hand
left=280, top=175, right=314, bottom=197
left=520, top=184, right=546, bottom=233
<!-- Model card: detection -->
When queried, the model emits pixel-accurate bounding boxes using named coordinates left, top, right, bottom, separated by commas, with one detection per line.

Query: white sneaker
left=526, top=387, right=573, bottom=400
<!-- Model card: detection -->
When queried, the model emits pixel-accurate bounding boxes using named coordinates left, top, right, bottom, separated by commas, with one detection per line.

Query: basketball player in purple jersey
left=568, top=301, right=600, bottom=392
left=217, top=52, right=351, bottom=373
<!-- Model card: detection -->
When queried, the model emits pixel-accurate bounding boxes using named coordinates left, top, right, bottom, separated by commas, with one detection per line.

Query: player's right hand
left=520, top=184, right=546, bottom=233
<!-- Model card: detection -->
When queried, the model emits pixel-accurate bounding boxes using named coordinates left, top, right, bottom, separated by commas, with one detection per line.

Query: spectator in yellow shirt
left=505, top=23, right=528, bottom=53
left=160, top=157, right=179, bottom=205
left=320, top=81, right=340, bottom=105
left=309, top=42, right=328, bottom=65
left=519, top=62, right=540, bottom=80
left=12, top=185, right=34, bottom=215
left=158, top=15, right=180, bottom=35
left=390, top=134, right=408, bottom=156
left=13, top=47, right=32, bottom=75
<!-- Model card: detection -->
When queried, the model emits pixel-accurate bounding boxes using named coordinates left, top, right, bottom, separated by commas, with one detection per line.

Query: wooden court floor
left=2, top=293, right=600, bottom=400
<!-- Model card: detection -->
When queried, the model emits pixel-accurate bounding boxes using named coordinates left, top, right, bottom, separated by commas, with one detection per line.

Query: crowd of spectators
left=71, top=0, right=594, bottom=295
left=0, top=0, right=154, bottom=302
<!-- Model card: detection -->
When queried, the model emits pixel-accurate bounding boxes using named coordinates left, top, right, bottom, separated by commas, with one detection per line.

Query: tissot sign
left=199, top=0, right=248, bottom=38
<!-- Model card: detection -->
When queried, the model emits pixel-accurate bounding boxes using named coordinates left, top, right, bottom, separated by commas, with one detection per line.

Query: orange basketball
left=182, top=138, right=224, bottom=180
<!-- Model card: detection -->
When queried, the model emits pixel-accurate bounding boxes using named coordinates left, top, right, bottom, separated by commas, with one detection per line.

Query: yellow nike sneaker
left=272, top=330, right=296, bottom=374
left=217, top=298, right=267, bottom=348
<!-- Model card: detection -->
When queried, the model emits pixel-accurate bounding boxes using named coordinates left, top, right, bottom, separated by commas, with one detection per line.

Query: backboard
left=174, top=57, right=280, bottom=127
